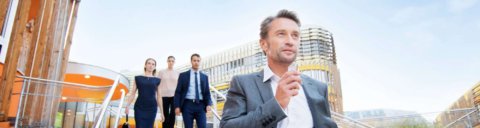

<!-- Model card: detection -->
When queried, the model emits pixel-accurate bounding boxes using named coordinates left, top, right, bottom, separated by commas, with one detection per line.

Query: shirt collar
left=190, top=69, right=201, bottom=74
left=263, top=65, right=279, bottom=82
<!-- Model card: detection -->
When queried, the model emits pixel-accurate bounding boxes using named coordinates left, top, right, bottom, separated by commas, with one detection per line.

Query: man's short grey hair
left=260, top=9, right=301, bottom=39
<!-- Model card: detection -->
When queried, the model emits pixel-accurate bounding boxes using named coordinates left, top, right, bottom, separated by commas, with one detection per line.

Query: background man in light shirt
left=157, top=56, right=180, bottom=128
left=220, top=9, right=338, bottom=128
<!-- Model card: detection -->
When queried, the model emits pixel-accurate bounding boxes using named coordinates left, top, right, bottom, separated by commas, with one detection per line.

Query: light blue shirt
left=185, top=69, right=203, bottom=100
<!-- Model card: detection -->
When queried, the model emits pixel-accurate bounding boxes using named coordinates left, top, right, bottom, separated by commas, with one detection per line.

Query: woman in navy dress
left=125, top=58, right=165, bottom=128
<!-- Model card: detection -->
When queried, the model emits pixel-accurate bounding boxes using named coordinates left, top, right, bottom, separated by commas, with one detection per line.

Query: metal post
left=212, top=93, right=218, bottom=128
left=113, top=89, right=126, bottom=128
left=94, top=76, right=120, bottom=128
left=73, top=102, right=78, bottom=127
left=467, top=115, right=472, bottom=128
left=84, top=102, right=87, bottom=127
left=14, top=77, right=28, bottom=127
left=62, top=102, right=67, bottom=127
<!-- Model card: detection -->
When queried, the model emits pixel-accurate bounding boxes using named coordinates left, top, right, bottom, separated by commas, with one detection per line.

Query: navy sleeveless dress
left=134, top=75, right=161, bottom=128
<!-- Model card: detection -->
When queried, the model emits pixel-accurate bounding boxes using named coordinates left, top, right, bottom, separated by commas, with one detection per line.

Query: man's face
left=167, top=58, right=175, bottom=68
left=191, top=56, right=201, bottom=70
left=260, top=18, right=300, bottom=65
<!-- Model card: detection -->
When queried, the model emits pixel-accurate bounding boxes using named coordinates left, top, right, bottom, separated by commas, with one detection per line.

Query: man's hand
left=175, top=108, right=181, bottom=116
left=206, top=106, right=211, bottom=112
left=275, top=71, right=302, bottom=109
left=125, top=106, right=129, bottom=114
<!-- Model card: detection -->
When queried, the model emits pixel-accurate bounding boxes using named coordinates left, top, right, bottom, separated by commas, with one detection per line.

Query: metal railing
left=331, top=111, right=374, bottom=128
left=210, top=85, right=227, bottom=100
left=114, top=89, right=127, bottom=128
left=209, top=85, right=225, bottom=128
left=443, top=108, right=480, bottom=128
left=94, top=76, right=121, bottom=128
left=13, top=75, right=124, bottom=128
left=14, top=76, right=112, bottom=127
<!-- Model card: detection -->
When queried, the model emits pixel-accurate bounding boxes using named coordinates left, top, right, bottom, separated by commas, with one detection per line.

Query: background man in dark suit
left=174, top=53, right=212, bottom=128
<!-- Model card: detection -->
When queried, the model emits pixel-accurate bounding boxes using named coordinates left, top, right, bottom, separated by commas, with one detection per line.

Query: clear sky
left=70, top=0, right=480, bottom=117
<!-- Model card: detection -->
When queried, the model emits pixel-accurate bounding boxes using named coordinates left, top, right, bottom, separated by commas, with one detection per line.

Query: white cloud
left=448, top=0, right=479, bottom=13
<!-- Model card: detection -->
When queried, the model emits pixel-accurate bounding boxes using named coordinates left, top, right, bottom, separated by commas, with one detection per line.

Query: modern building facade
left=435, top=82, right=480, bottom=128
left=0, top=0, right=83, bottom=127
left=177, top=27, right=344, bottom=114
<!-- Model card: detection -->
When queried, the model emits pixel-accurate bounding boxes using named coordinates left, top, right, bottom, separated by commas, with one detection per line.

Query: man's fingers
left=291, top=90, right=299, bottom=96
left=286, top=82, right=301, bottom=89
left=277, top=77, right=301, bottom=97
left=287, top=82, right=300, bottom=96
left=281, top=71, right=301, bottom=79
left=280, top=75, right=302, bottom=86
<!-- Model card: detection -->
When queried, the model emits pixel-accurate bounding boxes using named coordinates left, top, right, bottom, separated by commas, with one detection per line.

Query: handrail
left=210, top=85, right=227, bottom=100
left=13, top=75, right=113, bottom=127
left=16, top=75, right=111, bottom=90
left=114, top=89, right=126, bottom=128
left=13, top=75, right=123, bottom=127
left=209, top=85, right=226, bottom=121
left=443, top=109, right=478, bottom=128
left=210, top=107, right=222, bottom=120
left=358, top=107, right=476, bottom=121
left=94, top=76, right=121, bottom=128
left=331, top=111, right=374, bottom=128
left=14, top=77, right=28, bottom=128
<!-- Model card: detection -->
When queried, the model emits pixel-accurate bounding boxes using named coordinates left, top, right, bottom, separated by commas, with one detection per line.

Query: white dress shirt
left=263, top=65, right=313, bottom=128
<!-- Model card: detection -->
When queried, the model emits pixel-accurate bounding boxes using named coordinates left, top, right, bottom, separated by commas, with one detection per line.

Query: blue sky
left=70, top=0, right=480, bottom=117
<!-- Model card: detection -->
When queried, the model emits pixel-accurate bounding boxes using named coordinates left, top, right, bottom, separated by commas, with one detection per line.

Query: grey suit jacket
left=220, top=70, right=338, bottom=128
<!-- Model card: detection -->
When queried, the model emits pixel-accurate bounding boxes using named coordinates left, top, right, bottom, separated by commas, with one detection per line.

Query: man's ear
left=259, top=39, right=268, bottom=55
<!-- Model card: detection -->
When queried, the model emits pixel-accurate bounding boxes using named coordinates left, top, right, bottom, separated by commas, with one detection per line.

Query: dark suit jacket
left=174, top=70, right=212, bottom=109
left=220, top=70, right=338, bottom=128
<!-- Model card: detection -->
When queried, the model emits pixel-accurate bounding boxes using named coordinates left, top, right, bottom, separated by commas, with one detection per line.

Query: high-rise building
left=177, top=27, right=344, bottom=114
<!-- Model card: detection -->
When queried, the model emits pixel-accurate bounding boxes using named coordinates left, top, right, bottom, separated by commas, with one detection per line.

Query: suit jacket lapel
left=200, top=73, right=207, bottom=91
left=186, top=70, right=191, bottom=89
left=255, top=70, right=274, bottom=103
left=301, top=75, right=321, bottom=127
left=301, top=75, right=315, bottom=102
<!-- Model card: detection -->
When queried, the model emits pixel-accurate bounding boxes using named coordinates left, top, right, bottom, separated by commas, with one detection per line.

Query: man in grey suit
left=220, top=9, right=338, bottom=128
